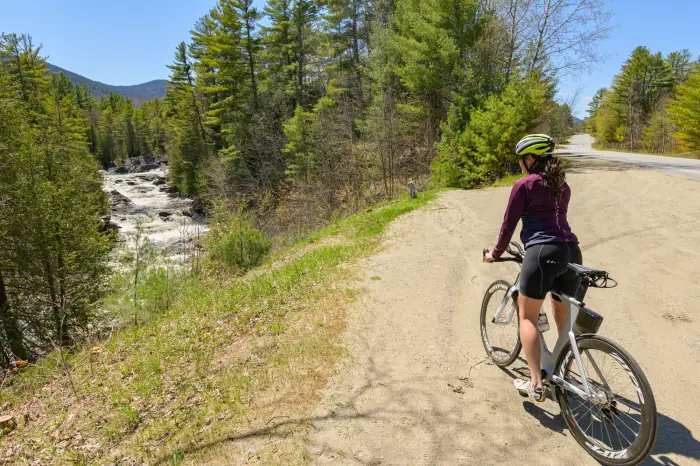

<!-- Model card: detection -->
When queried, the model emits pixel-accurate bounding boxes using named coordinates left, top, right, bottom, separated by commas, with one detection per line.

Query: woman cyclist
left=484, top=134, right=582, bottom=402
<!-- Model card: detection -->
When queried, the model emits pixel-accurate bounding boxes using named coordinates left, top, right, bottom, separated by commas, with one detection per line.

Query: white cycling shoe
left=514, top=378, right=546, bottom=402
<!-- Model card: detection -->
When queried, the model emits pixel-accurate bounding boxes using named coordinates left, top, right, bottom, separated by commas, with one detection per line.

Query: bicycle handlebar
left=482, top=242, right=524, bottom=264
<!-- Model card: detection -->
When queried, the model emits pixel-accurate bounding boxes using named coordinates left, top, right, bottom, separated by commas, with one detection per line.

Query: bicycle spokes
left=564, top=348, right=645, bottom=454
left=484, top=293, right=518, bottom=360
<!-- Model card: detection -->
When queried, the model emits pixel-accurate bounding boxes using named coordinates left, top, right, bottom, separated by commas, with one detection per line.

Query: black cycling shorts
left=519, top=242, right=582, bottom=300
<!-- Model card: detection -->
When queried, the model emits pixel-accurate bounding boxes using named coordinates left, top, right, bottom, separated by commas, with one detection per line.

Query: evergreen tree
left=233, top=0, right=262, bottom=110
left=0, top=36, right=110, bottom=358
left=166, top=41, right=210, bottom=194
left=668, top=68, right=700, bottom=152
left=290, top=0, right=319, bottom=108
left=611, top=47, right=672, bottom=149
left=262, top=0, right=295, bottom=111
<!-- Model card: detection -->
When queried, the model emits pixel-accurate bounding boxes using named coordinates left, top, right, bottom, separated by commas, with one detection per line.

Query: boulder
left=153, top=178, right=166, bottom=186
left=132, top=163, right=160, bottom=173
left=191, top=198, right=205, bottom=216
left=100, top=216, right=121, bottom=233
left=128, top=155, right=155, bottom=167
left=108, top=166, right=129, bottom=175
left=158, top=211, right=172, bottom=219
left=109, top=190, right=132, bottom=208
left=164, top=186, right=180, bottom=194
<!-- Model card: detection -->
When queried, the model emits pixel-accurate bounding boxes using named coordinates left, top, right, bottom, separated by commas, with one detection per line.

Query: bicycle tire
left=555, top=335, right=657, bottom=466
left=480, top=280, right=521, bottom=367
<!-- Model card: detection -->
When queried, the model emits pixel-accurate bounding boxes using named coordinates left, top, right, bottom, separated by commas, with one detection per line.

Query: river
left=102, top=166, right=208, bottom=260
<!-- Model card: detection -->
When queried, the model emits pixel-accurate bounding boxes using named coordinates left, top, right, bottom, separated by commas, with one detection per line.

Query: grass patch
left=492, top=173, right=525, bottom=187
left=305, top=190, right=437, bottom=243
left=1, top=191, right=436, bottom=465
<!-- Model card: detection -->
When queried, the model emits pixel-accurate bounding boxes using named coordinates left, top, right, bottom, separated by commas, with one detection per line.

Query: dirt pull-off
left=308, top=157, right=700, bottom=465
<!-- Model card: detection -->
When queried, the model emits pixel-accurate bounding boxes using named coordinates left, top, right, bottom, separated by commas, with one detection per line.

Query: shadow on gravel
left=643, top=413, right=700, bottom=465
left=151, top=362, right=382, bottom=465
left=562, top=155, right=635, bottom=174
left=497, top=361, right=700, bottom=465
left=156, top=354, right=700, bottom=465
left=522, top=401, right=567, bottom=435
left=561, top=153, right=700, bottom=177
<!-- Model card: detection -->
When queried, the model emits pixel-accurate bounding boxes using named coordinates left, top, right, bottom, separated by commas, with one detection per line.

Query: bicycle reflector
left=574, top=307, right=603, bottom=335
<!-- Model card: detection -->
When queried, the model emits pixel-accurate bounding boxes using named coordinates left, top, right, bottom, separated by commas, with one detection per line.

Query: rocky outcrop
left=107, top=156, right=169, bottom=174
left=109, top=190, right=132, bottom=208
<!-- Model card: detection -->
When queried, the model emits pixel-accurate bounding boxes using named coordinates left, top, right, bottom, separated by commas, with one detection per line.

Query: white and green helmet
left=515, top=134, right=555, bottom=157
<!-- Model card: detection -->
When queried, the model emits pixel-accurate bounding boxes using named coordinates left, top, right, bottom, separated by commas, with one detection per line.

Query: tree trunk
left=297, top=33, right=304, bottom=108
left=530, top=0, right=552, bottom=72
left=246, top=19, right=259, bottom=110
left=351, top=0, right=363, bottom=103
left=0, top=269, right=29, bottom=364
left=506, top=0, right=519, bottom=83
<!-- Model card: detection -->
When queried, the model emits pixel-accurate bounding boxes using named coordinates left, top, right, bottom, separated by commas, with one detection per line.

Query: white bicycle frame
left=492, top=277, right=606, bottom=403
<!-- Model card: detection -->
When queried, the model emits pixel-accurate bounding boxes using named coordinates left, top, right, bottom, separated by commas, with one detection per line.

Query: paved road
left=560, top=134, right=700, bottom=181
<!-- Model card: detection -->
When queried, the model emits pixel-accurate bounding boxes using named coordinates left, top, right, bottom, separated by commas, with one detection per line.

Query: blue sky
left=1, top=0, right=698, bottom=118
left=558, top=0, right=700, bottom=117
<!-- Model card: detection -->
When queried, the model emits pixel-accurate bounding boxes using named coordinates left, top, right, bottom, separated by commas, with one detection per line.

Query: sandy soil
left=307, top=157, right=700, bottom=465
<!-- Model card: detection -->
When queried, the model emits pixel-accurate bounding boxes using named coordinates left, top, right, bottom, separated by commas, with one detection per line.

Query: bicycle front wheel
left=480, top=280, right=521, bottom=367
left=555, top=335, right=657, bottom=466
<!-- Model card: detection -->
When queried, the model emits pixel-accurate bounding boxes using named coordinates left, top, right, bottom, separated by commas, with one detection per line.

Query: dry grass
left=0, top=191, right=436, bottom=465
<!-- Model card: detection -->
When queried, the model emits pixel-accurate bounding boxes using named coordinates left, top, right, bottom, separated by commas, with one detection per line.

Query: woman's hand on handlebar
left=483, top=248, right=495, bottom=263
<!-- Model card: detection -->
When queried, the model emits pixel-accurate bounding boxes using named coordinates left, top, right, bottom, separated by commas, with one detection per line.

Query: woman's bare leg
left=518, top=294, right=545, bottom=388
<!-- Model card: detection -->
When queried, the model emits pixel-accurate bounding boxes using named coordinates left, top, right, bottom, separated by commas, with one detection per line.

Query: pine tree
left=233, top=0, right=262, bottom=110
left=0, top=36, right=110, bottom=356
left=166, top=42, right=210, bottom=194
left=666, top=49, right=693, bottom=85
left=611, top=47, right=672, bottom=149
left=283, top=104, right=316, bottom=184
left=262, top=0, right=295, bottom=112
left=388, top=0, right=486, bottom=149
left=290, top=0, right=319, bottom=108
left=320, top=0, right=370, bottom=103
left=668, top=68, right=700, bottom=152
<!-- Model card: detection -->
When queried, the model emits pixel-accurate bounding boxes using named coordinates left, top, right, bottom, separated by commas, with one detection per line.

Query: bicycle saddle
left=567, top=263, right=606, bottom=276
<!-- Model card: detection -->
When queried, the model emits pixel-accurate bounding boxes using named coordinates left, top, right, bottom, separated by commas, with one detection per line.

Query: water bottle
left=538, top=312, right=550, bottom=332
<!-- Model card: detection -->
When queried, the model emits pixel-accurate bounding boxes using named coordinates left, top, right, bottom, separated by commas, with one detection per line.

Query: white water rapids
left=102, top=167, right=208, bottom=259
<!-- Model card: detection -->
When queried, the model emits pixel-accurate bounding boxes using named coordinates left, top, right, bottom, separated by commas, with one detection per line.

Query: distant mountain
left=47, top=63, right=167, bottom=103
left=573, top=116, right=585, bottom=126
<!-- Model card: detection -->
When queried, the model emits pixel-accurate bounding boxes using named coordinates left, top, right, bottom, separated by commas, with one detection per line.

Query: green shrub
left=207, top=203, right=271, bottom=272
left=432, top=75, right=548, bottom=188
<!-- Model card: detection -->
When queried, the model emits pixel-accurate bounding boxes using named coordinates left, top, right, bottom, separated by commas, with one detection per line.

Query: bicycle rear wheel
left=555, top=335, right=657, bottom=465
left=480, top=280, right=521, bottom=367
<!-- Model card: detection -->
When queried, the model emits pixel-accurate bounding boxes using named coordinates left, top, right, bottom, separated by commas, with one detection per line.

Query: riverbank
left=0, top=191, right=436, bottom=464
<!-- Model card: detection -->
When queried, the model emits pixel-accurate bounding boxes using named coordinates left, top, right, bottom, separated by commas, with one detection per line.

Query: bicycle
left=480, top=242, right=657, bottom=465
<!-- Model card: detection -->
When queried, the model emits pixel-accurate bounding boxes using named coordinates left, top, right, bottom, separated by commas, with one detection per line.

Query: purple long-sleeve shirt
left=492, top=169, right=578, bottom=259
